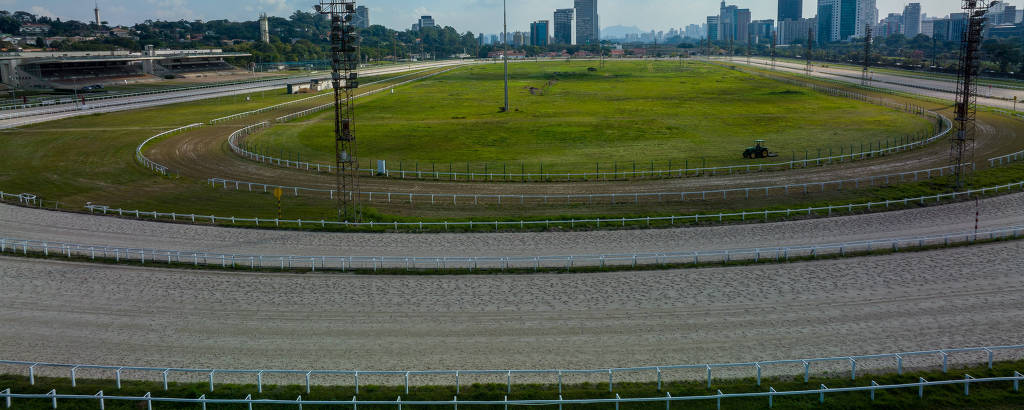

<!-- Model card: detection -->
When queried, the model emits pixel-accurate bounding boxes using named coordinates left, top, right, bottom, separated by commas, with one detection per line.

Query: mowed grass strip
left=251, top=60, right=933, bottom=173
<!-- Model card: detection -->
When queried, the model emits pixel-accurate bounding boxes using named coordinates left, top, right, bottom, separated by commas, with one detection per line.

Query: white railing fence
left=87, top=178, right=1022, bottom=233
left=231, top=78, right=951, bottom=181
left=5, top=222, right=1024, bottom=273
left=1, top=346, right=1021, bottom=396
left=1, top=374, right=1022, bottom=408
left=204, top=164, right=970, bottom=206
left=989, top=149, right=1024, bottom=168
left=0, top=191, right=60, bottom=210
left=134, top=123, right=205, bottom=176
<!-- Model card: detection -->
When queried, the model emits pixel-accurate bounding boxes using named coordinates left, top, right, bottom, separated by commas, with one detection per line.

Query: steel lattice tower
left=952, top=0, right=991, bottom=189
left=862, top=24, right=872, bottom=86
left=316, top=0, right=361, bottom=221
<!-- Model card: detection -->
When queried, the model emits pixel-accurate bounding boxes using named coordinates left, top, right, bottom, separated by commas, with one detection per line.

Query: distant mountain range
left=601, top=25, right=641, bottom=39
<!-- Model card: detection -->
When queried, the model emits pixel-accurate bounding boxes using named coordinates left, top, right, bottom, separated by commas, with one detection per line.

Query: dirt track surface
left=1, top=242, right=1022, bottom=378
left=2, top=189, right=1023, bottom=257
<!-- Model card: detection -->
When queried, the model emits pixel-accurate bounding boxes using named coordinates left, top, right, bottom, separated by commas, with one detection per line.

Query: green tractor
left=743, top=140, right=778, bottom=159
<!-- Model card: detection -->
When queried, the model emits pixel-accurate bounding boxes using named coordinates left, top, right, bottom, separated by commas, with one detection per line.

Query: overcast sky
left=17, top=0, right=971, bottom=34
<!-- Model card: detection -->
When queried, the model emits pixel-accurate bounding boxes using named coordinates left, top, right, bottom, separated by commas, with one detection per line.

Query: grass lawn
left=250, top=61, right=933, bottom=173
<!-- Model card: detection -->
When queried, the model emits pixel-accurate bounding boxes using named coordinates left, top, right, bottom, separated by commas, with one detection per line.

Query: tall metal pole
left=862, top=24, right=872, bottom=86
left=503, top=0, right=510, bottom=112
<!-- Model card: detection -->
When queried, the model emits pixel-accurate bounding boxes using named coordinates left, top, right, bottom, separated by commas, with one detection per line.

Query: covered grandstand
left=0, top=48, right=251, bottom=90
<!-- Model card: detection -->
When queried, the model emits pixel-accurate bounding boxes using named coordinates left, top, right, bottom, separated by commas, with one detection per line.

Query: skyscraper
left=718, top=2, right=751, bottom=43
left=574, top=0, right=599, bottom=45
left=554, top=8, right=574, bottom=45
left=353, top=6, right=370, bottom=29
left=260, top=13, right=270, bottom=44
left=707, top=16, right=720, bottom=41
left=817, top=0, right=857, bottom=43
left=903, top=3, right=922, bottom=37
left=855, top=0, right=877, bottom=38
left=531, top=21, right=550, bottom=47
left=778, top=0, right=802, bottom=22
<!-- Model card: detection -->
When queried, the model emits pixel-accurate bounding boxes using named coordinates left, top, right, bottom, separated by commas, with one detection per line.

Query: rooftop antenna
left=952, top=0, right=994, bottom=189
left=315, top=0, right=362, bottom=221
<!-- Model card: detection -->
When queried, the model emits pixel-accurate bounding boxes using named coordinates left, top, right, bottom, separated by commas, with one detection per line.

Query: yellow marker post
left=273, top=188, right=283, bottom=219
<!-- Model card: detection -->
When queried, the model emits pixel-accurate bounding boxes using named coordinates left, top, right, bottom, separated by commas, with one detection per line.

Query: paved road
left=726, top=57, right=1020, bottom=111
left=0, top=61, right=473, bottom=129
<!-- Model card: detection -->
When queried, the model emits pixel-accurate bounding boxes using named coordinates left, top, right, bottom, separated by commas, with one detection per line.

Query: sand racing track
left=1, top=59, right=1023, bottom=378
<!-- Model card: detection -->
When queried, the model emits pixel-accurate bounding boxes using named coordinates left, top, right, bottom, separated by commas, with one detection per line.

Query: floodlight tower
left=315, top=0, right=361, bottom=221
left=952, top=0, right=993, bottom=189
left=862, top=24, right=872, bottom=86
left=770, top=32, right=776, bottom=69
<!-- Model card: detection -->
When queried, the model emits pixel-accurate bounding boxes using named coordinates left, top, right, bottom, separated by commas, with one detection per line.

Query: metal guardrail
left=0, top=346, right=1021, bottom=394
left=3, top=374, right=1023, bottom=409
left=232, top=78, right=952, bottom=181
left=134, top=123, right=204, bottom=176
left=205, top=164, right=969, bottom=206
left=8, top=220, right=1024, bottom=272
left=84, top=178, right=1021, bottom=233
left=989, top=149, right=1024, bottom=167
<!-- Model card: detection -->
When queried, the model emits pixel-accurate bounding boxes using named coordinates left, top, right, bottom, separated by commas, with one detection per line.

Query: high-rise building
left=574, top=0, right=599, bottom=45
left=817, top=0, right=857, bottom=43
left=855, top=0, right=877, bottom=37
left=353, top=6, right=370, bottom=29
left=903, top=3, right=922, bottom=37
left=513, top=31, right=526, bottom=47
left=749, top=19, right=775, bottom=43
left=707, top=16, right=720, bottom=41
left=554, top=8, right=574, bottom=45
left=413, top=16, right=435, bottom=31
left=530, top=20, right=550, bottom=47
left=778, top=0, right=802, bottom=22
left=718, top=2, right=751, bottom=43
left=931, top=18, right=950, bottom=40
left=259, top=13, right=270, bottom=44
left=778, top=18, right=816, bottom=44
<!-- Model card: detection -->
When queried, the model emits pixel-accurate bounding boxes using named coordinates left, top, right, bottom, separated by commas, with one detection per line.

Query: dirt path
left=1, top=243, right=1021, bottom=380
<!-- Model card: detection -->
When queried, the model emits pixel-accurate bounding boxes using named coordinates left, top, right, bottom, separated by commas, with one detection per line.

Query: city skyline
left=14, top=0, right=968, bottom=35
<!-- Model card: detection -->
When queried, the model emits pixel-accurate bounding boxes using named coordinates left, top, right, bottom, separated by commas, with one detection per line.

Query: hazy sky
left=16, top=0, right=970, bottom=34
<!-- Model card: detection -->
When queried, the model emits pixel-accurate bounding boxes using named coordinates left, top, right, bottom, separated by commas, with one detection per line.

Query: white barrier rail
left=989, top=149, right=1024, bottom=168
left=3, top=373, right=1023, bottom=409
left=232, top=78, right=952, bottom=181
left=205, top=164, right=969, bottom=206
left=6, top=222, right=1024, bottom=272
left=134, top=123, right=205, bottom=176
left=84, top=178, right=1021, bottom=232
left=0, top=345, right=1021, bottom=394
